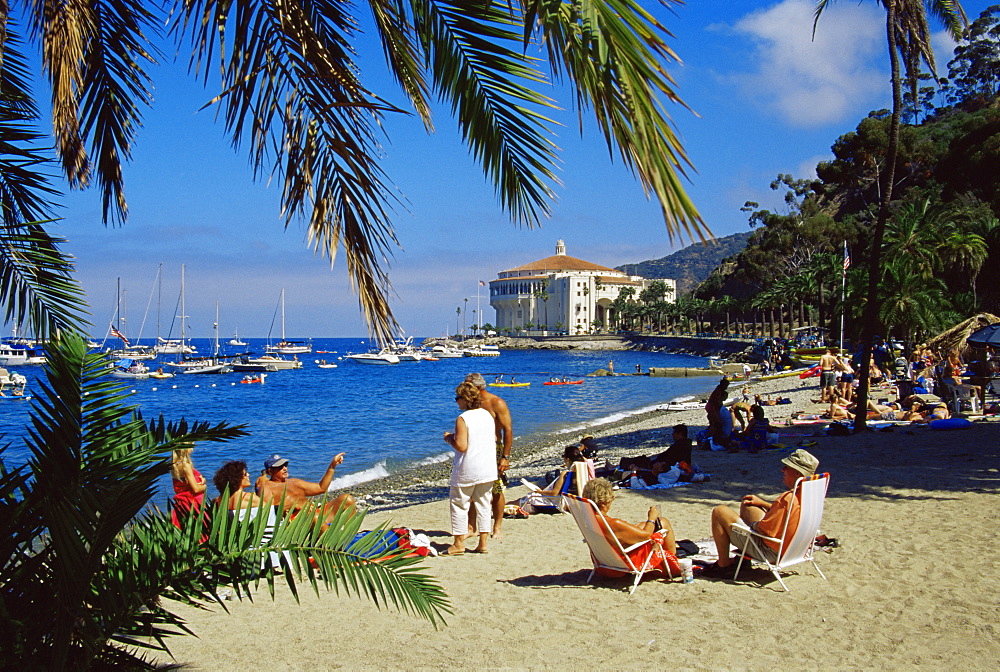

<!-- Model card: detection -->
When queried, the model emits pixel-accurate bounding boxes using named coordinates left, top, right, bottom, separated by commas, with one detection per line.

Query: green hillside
left=616, top=231, right=751, bottom=296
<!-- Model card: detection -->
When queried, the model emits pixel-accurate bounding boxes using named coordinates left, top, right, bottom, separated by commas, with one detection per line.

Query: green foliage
left=0, top=334, right=450, bottom=669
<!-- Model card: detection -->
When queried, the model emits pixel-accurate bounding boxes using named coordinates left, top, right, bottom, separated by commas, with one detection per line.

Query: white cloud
left=728, top=0, right=887, bottom=127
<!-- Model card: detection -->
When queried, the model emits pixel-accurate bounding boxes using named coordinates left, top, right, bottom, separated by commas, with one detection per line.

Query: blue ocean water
left=0, top=338, right=717, bottom=497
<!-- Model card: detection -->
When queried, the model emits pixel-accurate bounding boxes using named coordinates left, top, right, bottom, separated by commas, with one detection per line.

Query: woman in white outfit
left=443, top=380, right=498, bottom=555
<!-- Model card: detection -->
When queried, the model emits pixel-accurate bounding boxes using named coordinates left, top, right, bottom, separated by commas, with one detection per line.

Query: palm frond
left=0, top=220, right=89, bottom=338
left=76, top=0, right=162, bottom=225
left=521, top=0, right=707, bottom=242
left=174, top=0, right=406, bottom=343
left=0, top=25, right=61, bottom=224
left=29, top=0, right=161, bottom=224
left=368, top=0, right=434, bottom=129
left=411, top=0, right=560, bottom=226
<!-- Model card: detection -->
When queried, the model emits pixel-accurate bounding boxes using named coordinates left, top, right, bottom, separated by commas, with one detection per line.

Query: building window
left=517, top=310, right=522, bottom=319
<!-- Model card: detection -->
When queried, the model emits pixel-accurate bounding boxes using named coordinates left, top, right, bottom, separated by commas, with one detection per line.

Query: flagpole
left=840, top=241, right=848, bottom=354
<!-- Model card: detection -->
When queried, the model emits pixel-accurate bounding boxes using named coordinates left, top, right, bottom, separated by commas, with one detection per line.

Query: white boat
left=175, top=302, right=233, bottom=374
left=0, top=343, right=28, bottom=366
left=229, top=330, right=247, bottom=347
left=110, top=358, right=151, bottom=379
left=463, top=344, right=500, bottom=357
left=245, top=354, right=303, bottom=370
left=155, top=265, right=198, bottom=356
left=345, top=350, right=400, bottom=365
left=0, top=367, right=29, bottom=397
left=430, top=345, right=464, bottom=358
left=265, top=289, right=312, bottom=355
left=108, top=345, right=158, bottom=361
left=155, top=337, right=197, bottom=355
left=316, top=359, right=338, bottom=369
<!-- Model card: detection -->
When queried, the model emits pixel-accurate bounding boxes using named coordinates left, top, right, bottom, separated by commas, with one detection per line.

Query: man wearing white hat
left=256, top=452, right=355, bottom=522
left=701, top=449, right=820, bottom=578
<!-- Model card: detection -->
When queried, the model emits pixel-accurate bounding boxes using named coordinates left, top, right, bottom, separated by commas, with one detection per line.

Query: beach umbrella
left=966, top=323, right=1000, bottom=347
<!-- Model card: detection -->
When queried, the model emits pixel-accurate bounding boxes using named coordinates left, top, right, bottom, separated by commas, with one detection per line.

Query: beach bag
left=657, top=465, right=681, bottom=486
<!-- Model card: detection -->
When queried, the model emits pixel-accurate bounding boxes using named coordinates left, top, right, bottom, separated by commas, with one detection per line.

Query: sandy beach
left=153, top=374, right=1000, bottom=670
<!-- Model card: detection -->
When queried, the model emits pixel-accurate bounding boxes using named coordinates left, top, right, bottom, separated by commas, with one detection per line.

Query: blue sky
left=38, top=0, right=992, bottom=339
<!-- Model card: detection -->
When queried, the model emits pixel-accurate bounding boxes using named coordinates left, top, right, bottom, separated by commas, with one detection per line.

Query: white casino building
left=488, top=241, right=675, bottom=335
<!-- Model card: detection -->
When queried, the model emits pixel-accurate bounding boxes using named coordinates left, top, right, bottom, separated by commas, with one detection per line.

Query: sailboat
left=107, top=280, right=156, bottom=360
left=155, top=265, right=197, bottom=355
left=179, top=302, right=232, bottom=374
left=265, top=289, right=311, bottom=355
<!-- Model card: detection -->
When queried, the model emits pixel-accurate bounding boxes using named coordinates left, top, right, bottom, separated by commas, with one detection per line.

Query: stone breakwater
left=342, top=372, right=822, bottom=512
left=425, top=334, right=757, bottom=360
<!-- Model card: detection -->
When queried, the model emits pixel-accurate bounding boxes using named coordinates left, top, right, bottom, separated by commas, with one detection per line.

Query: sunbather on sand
left=702, top=449, right=819, bottom=578
left=822, top=392, right=853, bottom=421
left=582, top=478, right=677, bottom=556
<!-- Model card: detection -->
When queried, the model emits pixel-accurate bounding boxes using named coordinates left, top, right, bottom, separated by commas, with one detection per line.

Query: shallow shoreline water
left=346, top=372, right=817, bottom=511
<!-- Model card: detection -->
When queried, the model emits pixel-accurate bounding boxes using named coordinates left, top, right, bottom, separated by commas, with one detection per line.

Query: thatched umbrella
left=919, top=313, right=1000, bottom=355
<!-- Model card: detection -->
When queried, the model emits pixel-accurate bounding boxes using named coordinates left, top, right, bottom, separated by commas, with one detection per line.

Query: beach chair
left=729, top=472, right=829, bottom=591
left=519, top=462, right=592, bottom=513
left=944, top=382, right=981, bottom=415
left=563, top=493, right=677, bottom=594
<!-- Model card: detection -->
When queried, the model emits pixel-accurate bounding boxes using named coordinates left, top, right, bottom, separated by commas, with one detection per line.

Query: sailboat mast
left=180, top=265, right=186, bottom=347
left=281, top=288, right=286, bottom=341
left=214, top=302, right=219, bottom=358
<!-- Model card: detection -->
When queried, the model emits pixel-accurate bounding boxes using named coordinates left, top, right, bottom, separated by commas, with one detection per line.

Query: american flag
left=842, top=242, right=851, bottom=274
left=110, top=324, right=130, bottom=345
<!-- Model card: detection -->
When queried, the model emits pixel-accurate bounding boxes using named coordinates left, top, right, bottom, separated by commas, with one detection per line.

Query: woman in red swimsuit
left=171, top=445, right=208, bottom=539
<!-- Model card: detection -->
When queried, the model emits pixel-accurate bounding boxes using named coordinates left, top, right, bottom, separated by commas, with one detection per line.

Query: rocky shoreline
left=423, top=334, right=757, bottom=359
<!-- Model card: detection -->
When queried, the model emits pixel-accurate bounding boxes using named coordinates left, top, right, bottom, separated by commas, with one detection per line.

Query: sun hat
left=264, top=454, right=289, bottom=470
left=781, top=449, right=819, bottom=477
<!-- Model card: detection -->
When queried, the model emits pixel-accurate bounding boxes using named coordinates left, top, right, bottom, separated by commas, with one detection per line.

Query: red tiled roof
left=505, top=255, right=617, bottom=273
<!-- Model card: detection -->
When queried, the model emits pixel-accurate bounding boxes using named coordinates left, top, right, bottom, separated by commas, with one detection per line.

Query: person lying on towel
left=701, top=449, right=819, bottom=578
left=582, top=477, right=680, bottom=572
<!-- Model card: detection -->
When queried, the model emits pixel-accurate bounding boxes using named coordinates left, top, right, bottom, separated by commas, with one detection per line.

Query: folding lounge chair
left=563, top=493, right=677, bottom=594
left=729, top=472, right=830, bottom=591
left=520, top=462, right=593, bottom=513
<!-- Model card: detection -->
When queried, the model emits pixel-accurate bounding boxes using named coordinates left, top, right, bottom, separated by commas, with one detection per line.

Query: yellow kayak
left=488, top=382, right=530, bottom=387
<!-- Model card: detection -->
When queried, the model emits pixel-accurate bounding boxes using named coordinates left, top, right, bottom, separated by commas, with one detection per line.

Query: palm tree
left=814, top=0, right=966, bottom=429
left=2, top=0, right=709, bottom=345
left=0, top=334, right=449, bottom=668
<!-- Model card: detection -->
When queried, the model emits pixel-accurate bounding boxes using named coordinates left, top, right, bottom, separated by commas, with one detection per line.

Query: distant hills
left=616, top=231, right=751, bottom=296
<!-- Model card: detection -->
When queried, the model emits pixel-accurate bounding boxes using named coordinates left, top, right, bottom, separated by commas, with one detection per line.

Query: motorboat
left=463, top=344, right=500, bottom=357
left=180, top=363, right=232, bottom=375
left=155, top=337, right=197, bottom=355
left=0, top=367, right=29, bottom=398
left=108, top=345, right=158, bottom=361
left=240, top=373, right=267, bottom=384
left=245, top=354, right=303, bottom=370
left=345, top=350, right=400, bottom=365
left=430, top=345, right=464, bottom=358
left=232, top=356, right=278, bottom=372
left=229, top=330, right=247, bottom=347
left=110, top=358, right=151, bottom=379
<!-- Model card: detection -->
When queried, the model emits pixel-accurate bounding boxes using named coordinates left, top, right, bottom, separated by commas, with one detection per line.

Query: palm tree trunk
left=855, top=2, right=902, bottom=432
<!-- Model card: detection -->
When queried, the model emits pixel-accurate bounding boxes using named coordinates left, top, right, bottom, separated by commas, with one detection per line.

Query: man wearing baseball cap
left=255, top=452, right=355, bottom=522
left=702, top=448, right=820, bottom=578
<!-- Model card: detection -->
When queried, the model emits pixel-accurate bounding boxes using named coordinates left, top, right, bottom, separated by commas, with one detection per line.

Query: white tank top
left=451, top=407, right=499, bottom=486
